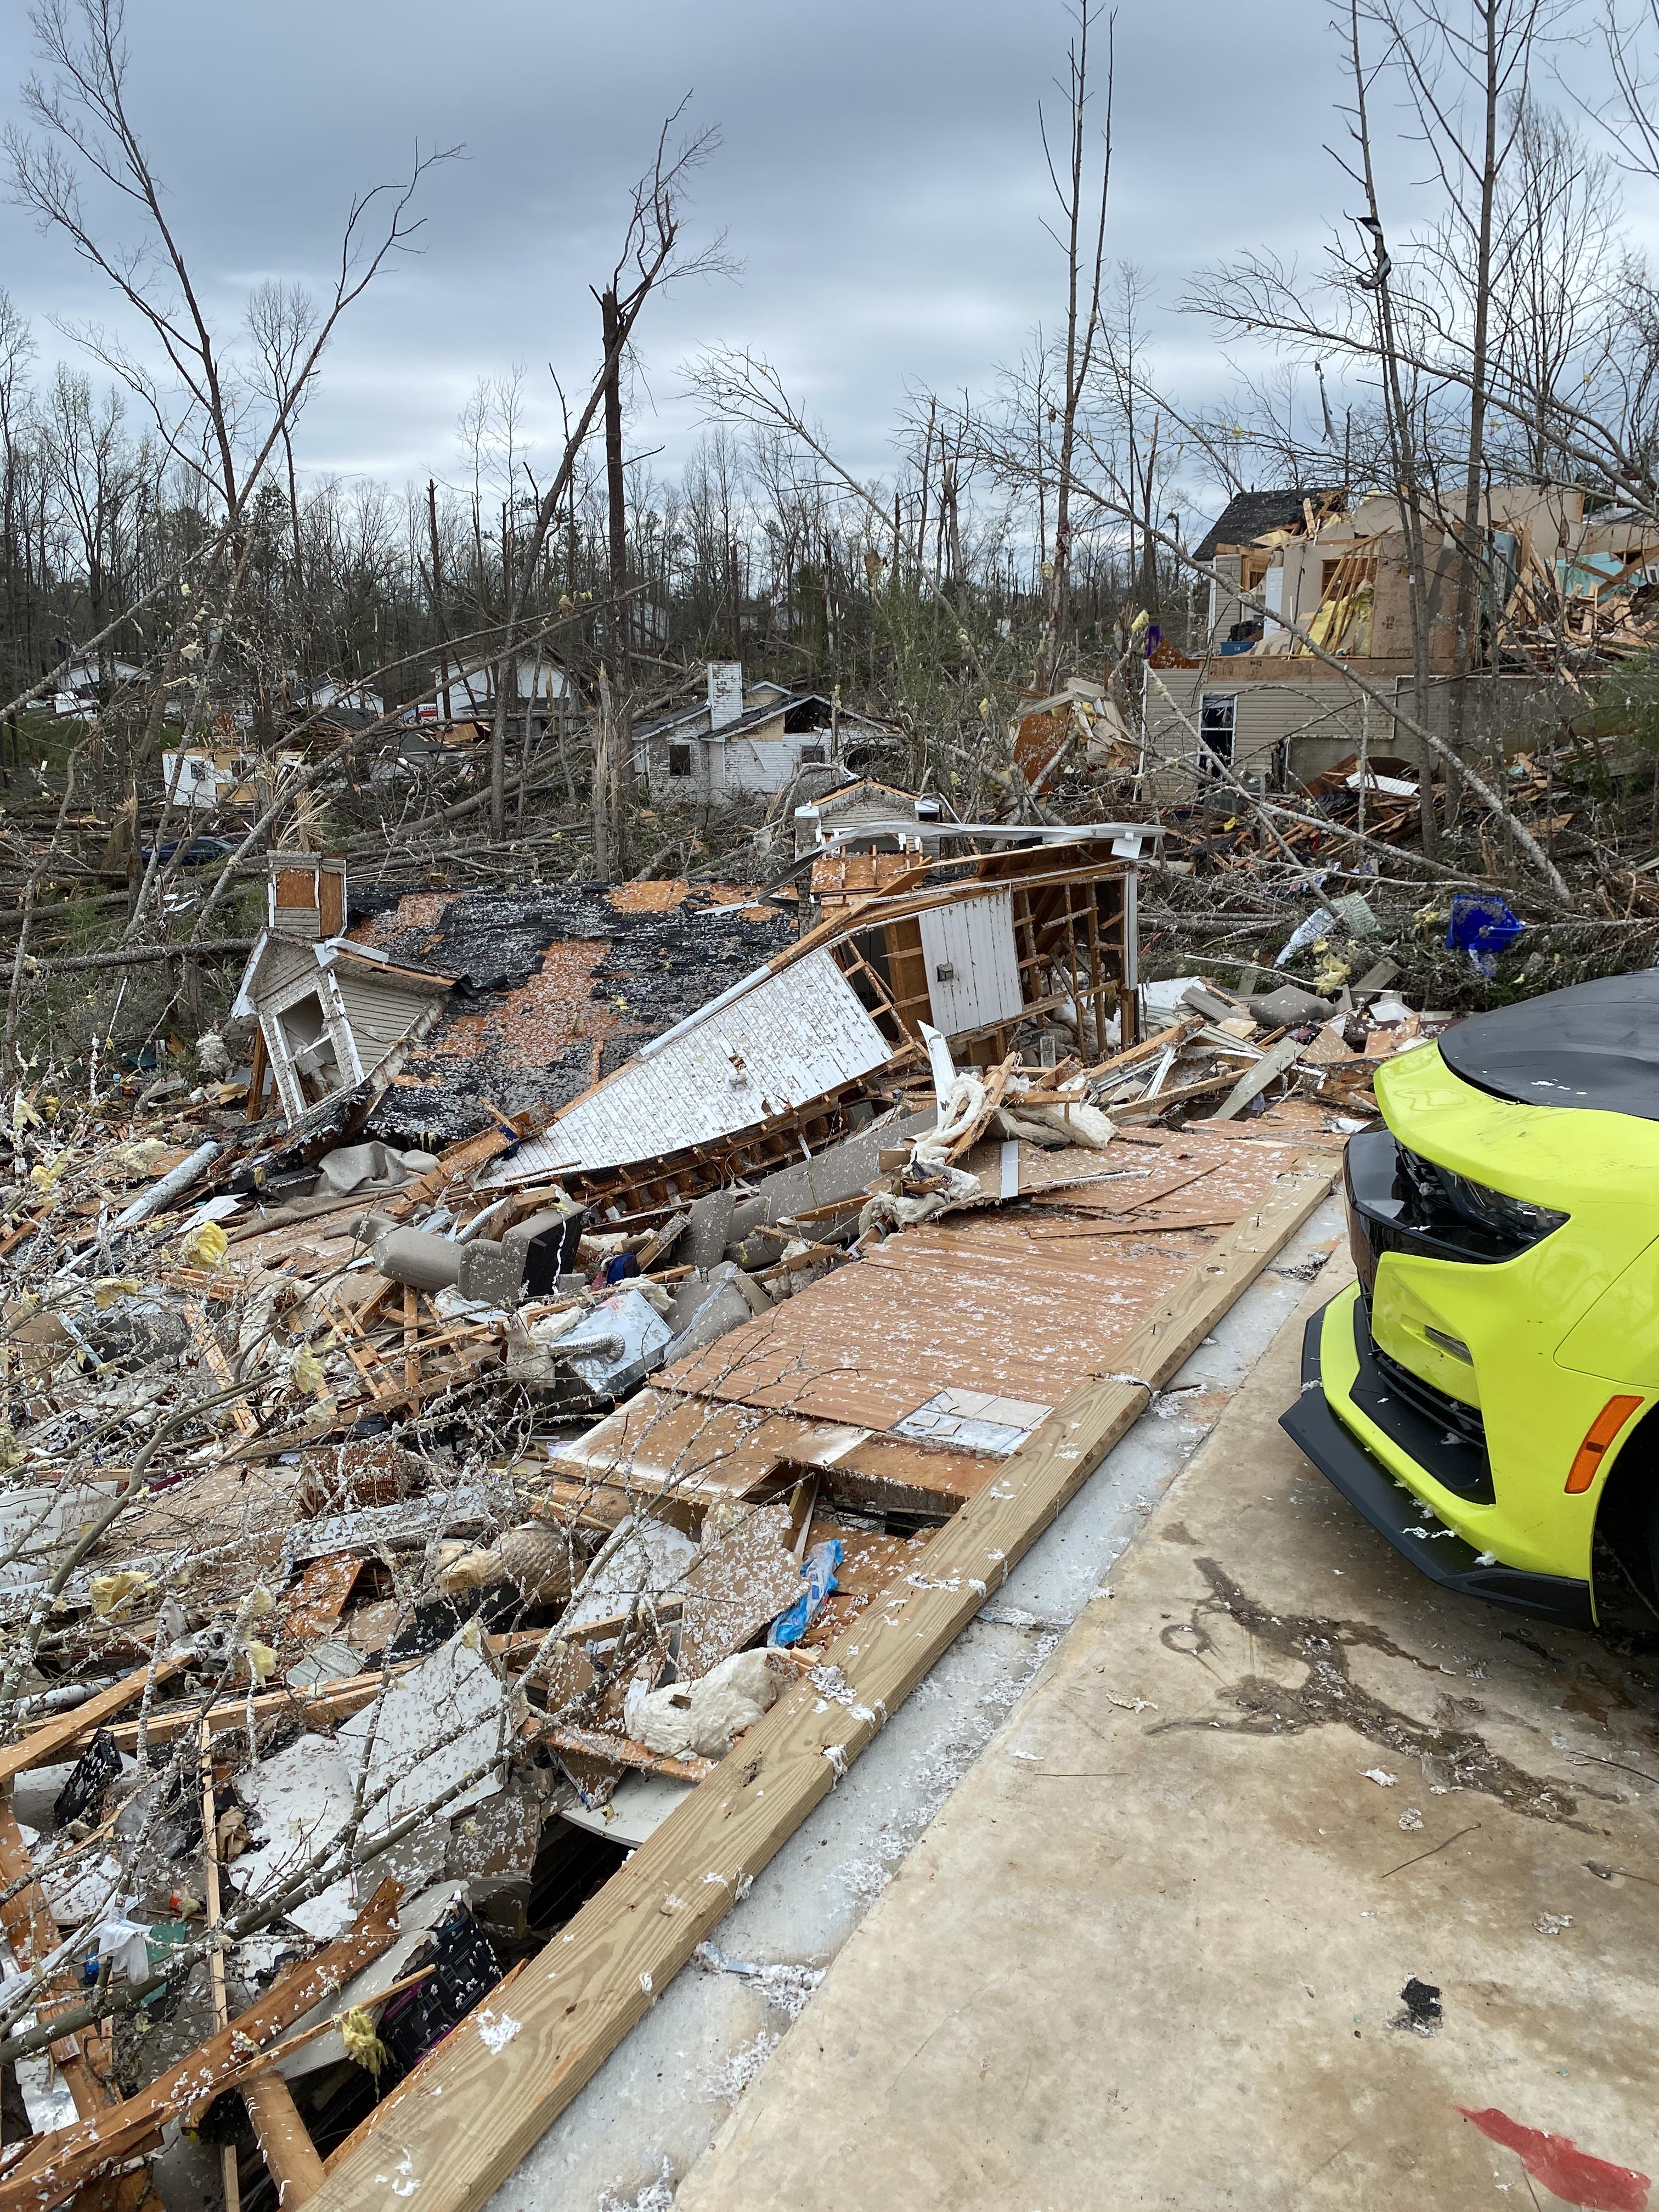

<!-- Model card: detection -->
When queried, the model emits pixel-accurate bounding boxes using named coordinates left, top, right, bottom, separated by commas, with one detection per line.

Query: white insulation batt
left=483, top=946, right=892, bottom=1184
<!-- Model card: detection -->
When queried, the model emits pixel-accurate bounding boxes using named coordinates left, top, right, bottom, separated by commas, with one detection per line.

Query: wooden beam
left=8, top=1654, right=190, bottom=1782
left=244, top=2067, right=329, bottom=2205
left=53, top=1635, right=546, bottom=1760
left=306, top=1166, right=1334, bottom=2212
left=530, top=1718, right=713, bottom=1786
left=0, top=1884, right=404, bottom=2211
left=200, top=1720, right=243, bottom=2212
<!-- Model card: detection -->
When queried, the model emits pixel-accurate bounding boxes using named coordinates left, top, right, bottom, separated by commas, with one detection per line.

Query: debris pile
left=2, top=817, right=1361, bottom=2203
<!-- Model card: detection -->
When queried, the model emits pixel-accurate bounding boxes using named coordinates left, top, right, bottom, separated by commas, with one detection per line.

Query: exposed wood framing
left=0, top=1884, right=405, bottom=2211
left=308, top=1165, right=1334, bottom=2211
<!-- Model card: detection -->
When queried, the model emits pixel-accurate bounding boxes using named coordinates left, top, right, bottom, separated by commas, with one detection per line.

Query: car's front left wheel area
left=1591, top=1402, right=1659, bottom=1628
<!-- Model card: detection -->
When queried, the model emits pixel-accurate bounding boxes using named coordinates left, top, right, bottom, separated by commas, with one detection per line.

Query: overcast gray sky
left=0, top=1, right=1639, bottom=532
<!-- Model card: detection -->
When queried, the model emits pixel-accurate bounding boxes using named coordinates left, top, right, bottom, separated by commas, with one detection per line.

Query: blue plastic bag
left=1444, top=893, right=1524, bottom=979
left=768, top=1539, right=843, bottom=1648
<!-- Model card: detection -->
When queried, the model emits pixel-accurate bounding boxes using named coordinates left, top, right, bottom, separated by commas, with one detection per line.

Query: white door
left=917, top=890, right=1024, bottom=1036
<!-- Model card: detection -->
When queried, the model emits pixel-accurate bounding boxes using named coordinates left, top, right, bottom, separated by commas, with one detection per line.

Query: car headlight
left=1436, top=1167, right=1567, bottom=1247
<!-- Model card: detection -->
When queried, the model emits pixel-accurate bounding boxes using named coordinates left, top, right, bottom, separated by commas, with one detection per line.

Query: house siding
left=332, top=971, right=447, bottom=1051
left=1143, top=667, right=1559, bottom=797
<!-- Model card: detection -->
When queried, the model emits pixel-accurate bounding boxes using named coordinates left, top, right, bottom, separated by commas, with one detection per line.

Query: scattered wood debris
left=0, top=822, right=1356, bottom=2209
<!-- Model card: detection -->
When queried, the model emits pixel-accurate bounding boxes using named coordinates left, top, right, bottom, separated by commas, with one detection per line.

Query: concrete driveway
left=674, top=1257, right=1659, bottom=2211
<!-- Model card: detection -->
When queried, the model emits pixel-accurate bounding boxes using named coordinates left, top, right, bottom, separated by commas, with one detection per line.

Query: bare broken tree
left=484, top=103, right=727, bottom=847
left=1035, top=1, right=1113, bottom=684
left=7, top=0, right=453, bottom=531
left=2, top=0, right=456, bottom=1049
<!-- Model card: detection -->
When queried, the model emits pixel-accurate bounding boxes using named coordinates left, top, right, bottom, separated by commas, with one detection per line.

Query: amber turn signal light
left=1566, top=1396, right=1644, bottom=1494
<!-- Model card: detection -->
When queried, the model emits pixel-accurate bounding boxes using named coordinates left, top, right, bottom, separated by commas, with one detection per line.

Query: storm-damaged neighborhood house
left=422, top=650, right=570, bottom=730
left=235, top=855, right=455, bottom=1122
left=1145, top=481, right=1659, bottom=797
left=467, top=820, right=1150, bottom=1212
left=637, top=661, right=897, bottom=800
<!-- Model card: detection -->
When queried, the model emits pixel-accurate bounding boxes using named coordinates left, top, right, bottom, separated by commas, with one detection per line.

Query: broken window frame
left=259, top=967, right=365, bottom=1123
left=1198, top=693, right=1238, bottom=776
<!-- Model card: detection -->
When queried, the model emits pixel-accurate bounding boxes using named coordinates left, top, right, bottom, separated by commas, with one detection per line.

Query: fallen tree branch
left=20, top=937, right=257, bottom=978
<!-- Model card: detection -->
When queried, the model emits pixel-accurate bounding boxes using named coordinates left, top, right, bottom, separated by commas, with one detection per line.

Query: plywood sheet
left=662, top=1213, right=1203, bottom=1430
left=662, top=1137, right=1306, bottom=1435
left=558, top=1393, right=868, bottom=1503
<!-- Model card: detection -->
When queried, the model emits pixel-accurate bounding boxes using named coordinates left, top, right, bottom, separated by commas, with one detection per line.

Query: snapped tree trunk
left=602, top=285, right=632, bottom=868
left=593, top=664, right=616, bottom=879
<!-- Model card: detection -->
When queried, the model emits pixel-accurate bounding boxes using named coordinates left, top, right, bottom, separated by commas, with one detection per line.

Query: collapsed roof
left=1191, top=486, right=1349, bottom=563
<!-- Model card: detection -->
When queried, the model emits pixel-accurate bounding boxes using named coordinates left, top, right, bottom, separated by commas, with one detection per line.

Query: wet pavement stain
left=1148, top=1559, right=1590, bottom=1829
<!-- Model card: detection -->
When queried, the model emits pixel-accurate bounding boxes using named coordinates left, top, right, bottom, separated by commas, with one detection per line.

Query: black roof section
left=1440, top=968, right=1659, bottom=1120
left=1192, top=487, right=1348, bottom=565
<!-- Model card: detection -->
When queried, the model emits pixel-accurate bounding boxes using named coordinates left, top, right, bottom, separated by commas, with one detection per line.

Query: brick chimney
left=707, top=661, right=743, bottom=732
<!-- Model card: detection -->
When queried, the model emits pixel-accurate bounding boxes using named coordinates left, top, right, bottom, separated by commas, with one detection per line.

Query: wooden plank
left=307, top=1165, right=1335, bottom=2212
left=1028, top=1164, right=1215, bottom=1216
left=186, top=1304, right=259, bottom=1439
left=531, top=1719, right=713, bottom=1785
left=1110, top=1069, right=1244, bottom=1122
left=1023, top=1209, right=1243, bottom=1239
left=1207, top=1032, right=1304, bottom=1122
left=403, top=1284, right=421, bottom=1401
left=318, top=1961, right=531, bottom=2181
left=1084, top=1017, right=1199, bottom=1086
left=7, top=1654, right=189, bottom=1782
left=200, top=1720, right=244, bottom=2212
left=62, top=1634, right=545, bottom=1759
left=0, top=1807, right=128, bottom=2138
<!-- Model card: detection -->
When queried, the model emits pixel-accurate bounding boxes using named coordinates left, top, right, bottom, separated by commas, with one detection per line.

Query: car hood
left=1441, top=968, right=1659, bottom=1121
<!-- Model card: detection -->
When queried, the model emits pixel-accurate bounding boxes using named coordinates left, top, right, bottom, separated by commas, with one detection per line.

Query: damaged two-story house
left=1146, top=482, right=1659, bottom=797
left=636, top=663, right=897, bottom=803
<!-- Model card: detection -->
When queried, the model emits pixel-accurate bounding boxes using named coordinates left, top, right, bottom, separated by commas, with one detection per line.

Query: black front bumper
left=1279, top=1301, right=1594, bottom=1632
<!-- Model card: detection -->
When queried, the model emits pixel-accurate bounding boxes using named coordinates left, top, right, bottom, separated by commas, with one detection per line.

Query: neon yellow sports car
left=1282, top=970, right=1659, bottom=1630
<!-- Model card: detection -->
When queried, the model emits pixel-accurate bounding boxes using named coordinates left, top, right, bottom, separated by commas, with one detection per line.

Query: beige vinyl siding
left=256, top=938, right=318, bottom=998
left=1144, top=668, right=1554, bottom=800
left=1144, top=675, right=1373, bottom=793
left=332, top=971, right=447, bottom=1051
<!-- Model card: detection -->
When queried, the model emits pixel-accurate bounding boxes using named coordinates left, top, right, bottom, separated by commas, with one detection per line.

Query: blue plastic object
left=1444, top=893, right=1524, bottom=979
left=768, top=1539, right=843, bottom=1647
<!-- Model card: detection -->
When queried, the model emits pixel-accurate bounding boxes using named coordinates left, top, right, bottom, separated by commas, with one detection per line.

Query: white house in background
left=298, top=677, right=385, bottom=716
left=233, top=854, right=454, bottom=1124
left=161, top=748, right=242, bottom=809
left=50, top=656, right=146, bottom=714
left=635, top=662, right=896, bottom=802
left=420, top=653, right=569, bottom=725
